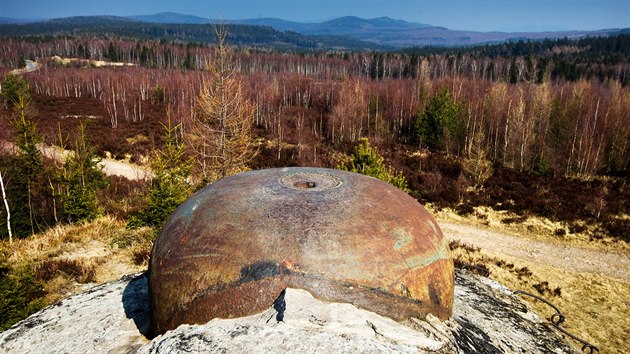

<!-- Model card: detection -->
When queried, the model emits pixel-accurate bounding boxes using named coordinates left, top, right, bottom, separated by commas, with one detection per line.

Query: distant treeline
left=1, top=33, right=629, bottom=85
left=403, top=33, right=630, bottom=84
left=403, top=32, right=630, bottom=59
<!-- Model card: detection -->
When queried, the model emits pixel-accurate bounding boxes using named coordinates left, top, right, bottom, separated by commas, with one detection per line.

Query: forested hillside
left=0, top=30, right=628, bottom=240
left=0, top=16, right=388, bottom=51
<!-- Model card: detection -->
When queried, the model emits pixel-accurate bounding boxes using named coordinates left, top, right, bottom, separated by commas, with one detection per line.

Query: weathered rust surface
left=149, top=167, right=454, bottom=335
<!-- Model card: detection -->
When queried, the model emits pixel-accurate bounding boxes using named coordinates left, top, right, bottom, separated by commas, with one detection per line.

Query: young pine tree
left=130, top=112, right=192, bottom=229
left=1, top=74, right=31, bottom=107
left=4, top=93, right=48, bottom=237
left=60, top=121, right=107, bottom=223
left=0, top=254, right=46, bottom=331
left=415, top=87, right=464, bottom=155
left=0, top=78, right=58, bottom=239
left=338, top=138, right=409, bottom=192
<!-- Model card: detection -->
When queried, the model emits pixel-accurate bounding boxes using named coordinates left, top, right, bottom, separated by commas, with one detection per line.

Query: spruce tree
left=415, top=87, right=464, bottom=155
left=1, top=74, right=31, bottom=106
left=5, top=94, right=46, bottom=237
left=60, top=121, right=106, bottom=223
left=130, top=112, right=192, bottom=229
left=0, top=255, right=45, bottom=331
left=338, top=138, right=408, bottom=192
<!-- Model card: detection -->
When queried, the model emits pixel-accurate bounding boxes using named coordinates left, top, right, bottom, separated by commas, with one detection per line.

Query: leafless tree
left=189, top=23, right=257, bottom=183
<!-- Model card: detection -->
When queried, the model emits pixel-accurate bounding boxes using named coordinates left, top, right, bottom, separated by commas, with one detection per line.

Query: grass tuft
left=36, top=258, right=98, bottom=283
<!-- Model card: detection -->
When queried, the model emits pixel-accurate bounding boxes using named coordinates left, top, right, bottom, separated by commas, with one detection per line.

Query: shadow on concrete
left=122, top=273, right=151, bottom=338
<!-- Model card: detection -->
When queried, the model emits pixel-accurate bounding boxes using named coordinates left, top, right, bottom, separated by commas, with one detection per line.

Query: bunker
left=149, top=167, right=454, bottom=335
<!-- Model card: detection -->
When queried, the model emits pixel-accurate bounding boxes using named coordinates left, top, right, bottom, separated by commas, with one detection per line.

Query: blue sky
left=1, top=0, right=628, bottom=32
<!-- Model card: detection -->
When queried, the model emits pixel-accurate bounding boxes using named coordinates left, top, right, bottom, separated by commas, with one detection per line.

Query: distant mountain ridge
left=129, top=13, right=620, bottom=47
left=0, top=12, right=624, bottom=48
left=230, top=16, right=435, bottom=34
left=0, top=17, right=40, bottom=24
left=0, top=15, right=390, bottom=51
left=127, top=13, right=435, bottom=33
left=230, top=15, right=618, bottom=47
left=129, top=12, right=209, bottom=24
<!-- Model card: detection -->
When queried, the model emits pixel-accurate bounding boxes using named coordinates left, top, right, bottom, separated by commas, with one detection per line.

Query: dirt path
left=439, top=221, right=630, bottom=282
left=38, top=144, right=152, bottom=180
left=2, top=141, right=151, bottom=180
left=9, top=59, right=40, bottom=75
left=97, top=158, right=151, bottom=180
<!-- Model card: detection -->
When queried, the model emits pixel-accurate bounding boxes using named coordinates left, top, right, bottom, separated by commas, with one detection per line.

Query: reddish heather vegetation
left=0, top=37, right=628, bottom=241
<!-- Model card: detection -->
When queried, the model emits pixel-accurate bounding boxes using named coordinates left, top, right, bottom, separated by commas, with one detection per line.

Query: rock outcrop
left=0, top=270, right=575, bottom=353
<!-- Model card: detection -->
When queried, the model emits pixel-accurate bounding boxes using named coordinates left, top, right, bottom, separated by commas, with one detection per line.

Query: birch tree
left=0, top=172, right=12, bottom=243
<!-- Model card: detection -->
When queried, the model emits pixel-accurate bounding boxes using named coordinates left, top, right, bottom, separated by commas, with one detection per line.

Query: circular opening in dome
left=279, top=172, right=343, bottom=191
left=294, top=181, right=317, bottom=189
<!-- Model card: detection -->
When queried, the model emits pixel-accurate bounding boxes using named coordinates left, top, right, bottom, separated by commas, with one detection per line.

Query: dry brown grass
left=436, top=202, right=630, bottom=353
left=2, top=208, right=626, bottom=353
left=450, top=241, right=630, bottom=354
left=36, top=258, right=99, bottom=283
left=0, top=216, right=154, bottom=303
left=432, top=204, right=630, bottom=254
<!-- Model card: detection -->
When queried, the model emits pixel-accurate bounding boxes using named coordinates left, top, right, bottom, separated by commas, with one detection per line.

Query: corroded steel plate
left=149, top=167, right=454, bottom=335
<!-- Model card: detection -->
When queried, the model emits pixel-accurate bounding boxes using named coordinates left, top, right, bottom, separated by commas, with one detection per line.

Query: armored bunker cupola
left=149, top=167, right=454, bottom=335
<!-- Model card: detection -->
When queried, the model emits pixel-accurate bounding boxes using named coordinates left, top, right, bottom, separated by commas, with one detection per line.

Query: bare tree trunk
left=0, top=171, right=12, bottom=243
left=503, top=100, right=512, bottom=165
left=27, top=182, right=34, bottom=235
left=48, top=178, right=58, bottom=224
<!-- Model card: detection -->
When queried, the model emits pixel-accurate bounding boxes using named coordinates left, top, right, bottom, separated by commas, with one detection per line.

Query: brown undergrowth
left=449, top=240, right=630, bottom=354
left=434, top=204, right=630, bottom=254
left=0, top=216, right=154, bottom=304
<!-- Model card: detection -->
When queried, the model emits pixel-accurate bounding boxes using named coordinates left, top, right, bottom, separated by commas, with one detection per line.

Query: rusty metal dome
left=149, top=167, right=454, bottom=335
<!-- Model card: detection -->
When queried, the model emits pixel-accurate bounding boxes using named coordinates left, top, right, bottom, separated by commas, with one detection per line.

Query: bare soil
left=440, top=221, right=630, bottom=282
left=1, top=141, right=152, bottom=181
left=440, top=218, right=630, bottom=354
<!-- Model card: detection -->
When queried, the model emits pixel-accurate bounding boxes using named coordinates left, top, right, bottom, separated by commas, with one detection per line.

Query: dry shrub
left=30, top=93, right=165, bottom=160
left=3, top=216, right=154, bottom=291
left=601, top=218, right=630, bottom=242
left=453, top=259, right=490, bottom=276
left=131, top=247, right=151, bottom=266
left=515, top=266, right=533, bottom=278
left=501, top=215, right=528, bottom=224
left=455, top=203, right=475, bottom=216
left=449, top=243, right=625, bottom=351
left=478, top=165, right=630, bottom=242
left=99, top=176, right=147, bottom=220
left=495, top=260, right=514, bottom=269
left=36, top=258, right=97, bottom=283
left=554, top=228, right=566, bottom=237
left=462, top=157, right=493, bottom=187
left=533, top=281, right=562, bottom=297
left=448, top=240, right=480, bottom=253
left=449, top=240, right=491, bottom=276
left=112, top=226, right=155, bottom=249
left=569, top=223, right=587, bottom=234
left=420, top=171, right=443, bottom=194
